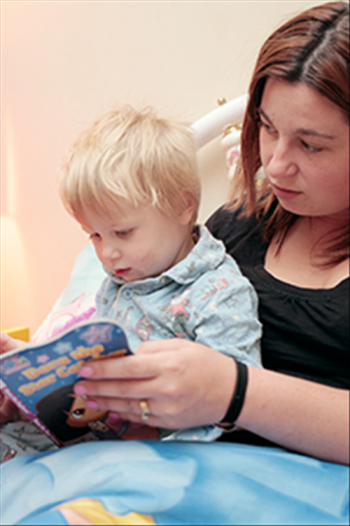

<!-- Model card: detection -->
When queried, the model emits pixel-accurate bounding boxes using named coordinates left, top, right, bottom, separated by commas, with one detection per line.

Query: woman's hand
left=0, top=332, right=24, bottom=424
left=74, top=337, right=349, bottom=465
left=74, top=339, right=237, bottom=430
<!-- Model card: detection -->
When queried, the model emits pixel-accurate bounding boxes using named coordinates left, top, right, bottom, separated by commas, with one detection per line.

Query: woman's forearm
left=237, top=366, right=349, bottom=465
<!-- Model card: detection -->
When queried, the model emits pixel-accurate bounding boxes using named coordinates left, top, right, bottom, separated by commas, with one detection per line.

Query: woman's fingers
left=75, top=344, right=185, bottom=400
left=79, top=351, right=159, bottom=381
left=73, top=340, right=237, bottom=430
left=74, top=377, right=157, bottom=400
left=80, top=395, right=180, bottom=429
left=77, top=339, right=184, bottom=381
left=136, top=339, right=186, bottom=355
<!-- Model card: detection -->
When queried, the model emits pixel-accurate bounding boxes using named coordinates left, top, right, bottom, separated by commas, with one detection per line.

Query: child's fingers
left=0, top=332, right=23, bottom=354
left=0, top=396, right=20, bottom=424
left=0, top=334, right=23, bottom=423
left=0, top=334, right=26, bottom=423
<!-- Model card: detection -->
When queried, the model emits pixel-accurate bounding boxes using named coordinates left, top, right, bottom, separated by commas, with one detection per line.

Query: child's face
left=80, top=203, right=194, bottom=282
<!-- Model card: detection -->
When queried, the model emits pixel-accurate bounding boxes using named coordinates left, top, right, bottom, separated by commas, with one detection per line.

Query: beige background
left=1, top=0, right=329, bottom=333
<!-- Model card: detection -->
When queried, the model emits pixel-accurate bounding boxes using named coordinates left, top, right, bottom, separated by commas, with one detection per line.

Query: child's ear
left=178, top=194, right=196, bottom=225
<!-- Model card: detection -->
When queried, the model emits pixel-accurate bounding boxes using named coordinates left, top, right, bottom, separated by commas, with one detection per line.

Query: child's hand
left=0, top=332, right=24, bottom=424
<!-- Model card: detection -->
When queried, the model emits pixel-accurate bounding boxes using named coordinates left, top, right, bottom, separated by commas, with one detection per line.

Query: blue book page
left=0, top=320, right=133, bottom=445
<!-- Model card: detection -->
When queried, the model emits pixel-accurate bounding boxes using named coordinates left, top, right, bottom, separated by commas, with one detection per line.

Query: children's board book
left=0, top=319, right=164, bottom=448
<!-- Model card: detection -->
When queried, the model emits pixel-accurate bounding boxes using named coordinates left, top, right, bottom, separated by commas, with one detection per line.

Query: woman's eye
left=259, top=119, right=275, bottom=134
left=301, top=140, right=322, bottom=153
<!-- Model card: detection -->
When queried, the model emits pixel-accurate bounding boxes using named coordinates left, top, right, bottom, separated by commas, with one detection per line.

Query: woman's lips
left=115, top=268, right=131, bottom=277
left=271, top=183, right=302, bottom=201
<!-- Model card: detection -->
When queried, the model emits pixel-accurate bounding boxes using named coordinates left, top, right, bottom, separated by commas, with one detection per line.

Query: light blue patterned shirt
left=94, top=225, right=262, bottom=441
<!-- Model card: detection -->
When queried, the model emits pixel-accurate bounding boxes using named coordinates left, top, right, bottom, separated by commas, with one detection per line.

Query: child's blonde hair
left=60, top=105, right=201, bottom=224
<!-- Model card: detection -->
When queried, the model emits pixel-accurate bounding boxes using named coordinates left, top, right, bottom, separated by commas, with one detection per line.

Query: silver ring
left=140, top=400, right=151, bottom=421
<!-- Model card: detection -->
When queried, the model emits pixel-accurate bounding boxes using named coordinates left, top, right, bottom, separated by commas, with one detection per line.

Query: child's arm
left=189, top=263, right=263, bottom=368
left=0, top=332, right=24, bottom=423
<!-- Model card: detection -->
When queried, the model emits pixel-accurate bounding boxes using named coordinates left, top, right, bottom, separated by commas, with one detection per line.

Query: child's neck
left=172, top=226, right=197, bottom=268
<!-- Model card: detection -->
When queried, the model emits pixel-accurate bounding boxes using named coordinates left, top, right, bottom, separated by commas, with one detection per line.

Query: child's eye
left=89, top=233, right=100, bottom=240
left=115, top=229, right=132, bottom=237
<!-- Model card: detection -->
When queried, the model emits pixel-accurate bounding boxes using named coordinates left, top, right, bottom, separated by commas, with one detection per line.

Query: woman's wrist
left=229, top=365, right=349, bottom=465
left=216, top=359, right=249, bottom=430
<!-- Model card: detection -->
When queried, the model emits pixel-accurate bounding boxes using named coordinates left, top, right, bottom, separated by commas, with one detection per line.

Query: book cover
left=0, top=319, right=144, bottom=447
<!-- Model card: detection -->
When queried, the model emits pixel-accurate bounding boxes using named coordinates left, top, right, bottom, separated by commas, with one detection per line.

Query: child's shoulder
left=196, top=226, right=242, bottom=269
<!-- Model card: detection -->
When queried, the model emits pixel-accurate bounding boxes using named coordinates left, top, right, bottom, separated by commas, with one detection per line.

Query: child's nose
left=101, top=242, right=121, bottom=262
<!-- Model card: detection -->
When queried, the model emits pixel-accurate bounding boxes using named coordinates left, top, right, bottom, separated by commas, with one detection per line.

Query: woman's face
left=259, top=78, right=349, bottom=221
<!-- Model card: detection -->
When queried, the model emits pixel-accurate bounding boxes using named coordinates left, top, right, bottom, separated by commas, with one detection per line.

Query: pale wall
left=1, top=0, right=328, bottom=333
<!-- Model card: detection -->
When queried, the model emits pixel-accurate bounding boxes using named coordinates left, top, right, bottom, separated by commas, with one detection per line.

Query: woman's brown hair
left=228, top=1, right=349, bottom=266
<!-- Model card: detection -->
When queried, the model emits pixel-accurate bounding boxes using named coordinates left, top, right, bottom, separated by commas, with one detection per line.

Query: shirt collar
left=104, top=225, right=226, bottom=290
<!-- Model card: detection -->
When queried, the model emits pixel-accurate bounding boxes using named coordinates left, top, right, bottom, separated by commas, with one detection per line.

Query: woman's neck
left=264, top=217, right=349, bottom=289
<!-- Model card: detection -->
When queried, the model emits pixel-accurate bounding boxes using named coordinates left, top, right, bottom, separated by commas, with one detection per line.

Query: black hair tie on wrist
left=219, top=359, right=248, bottom=426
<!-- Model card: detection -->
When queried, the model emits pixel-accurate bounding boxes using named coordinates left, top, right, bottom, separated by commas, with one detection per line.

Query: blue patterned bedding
left=1, top=440, right=349, bottom=525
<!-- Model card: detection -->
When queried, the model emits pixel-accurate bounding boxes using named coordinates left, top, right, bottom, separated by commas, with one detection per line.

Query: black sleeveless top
left=206, top=206, right=349, bottom=390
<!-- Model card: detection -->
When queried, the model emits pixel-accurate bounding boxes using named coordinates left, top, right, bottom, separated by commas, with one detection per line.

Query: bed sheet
left=1, top=440, right=349, bottom=526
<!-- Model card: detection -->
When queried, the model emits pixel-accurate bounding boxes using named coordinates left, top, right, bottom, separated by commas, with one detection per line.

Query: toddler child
left=59, top=105, right=262, bottom=441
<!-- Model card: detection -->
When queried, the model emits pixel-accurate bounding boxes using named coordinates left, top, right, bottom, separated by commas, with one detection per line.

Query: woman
left=1, top=1, right=349, bottom=465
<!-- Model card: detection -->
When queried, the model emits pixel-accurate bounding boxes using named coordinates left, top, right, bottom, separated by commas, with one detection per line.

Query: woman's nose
left=266, top=140, right=297, bottom=179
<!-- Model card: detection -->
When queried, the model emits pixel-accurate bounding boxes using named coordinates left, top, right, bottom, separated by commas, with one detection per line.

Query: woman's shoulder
left=206, top=205, right=268, bottom=265
left=206, top=205, right=252, bottom=236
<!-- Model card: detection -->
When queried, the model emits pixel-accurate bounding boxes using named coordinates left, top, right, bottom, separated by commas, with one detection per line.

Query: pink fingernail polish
left=86, top=400, right=98, bottom=409
left=74, top=385, right=86, bottom=396
left=79, top=366, right=93, bottom=378
left=108, top=412, right=121, bottom=420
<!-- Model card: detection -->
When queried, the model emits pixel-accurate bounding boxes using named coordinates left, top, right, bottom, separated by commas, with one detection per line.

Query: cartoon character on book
left=35, top=383, right=159, bottom=443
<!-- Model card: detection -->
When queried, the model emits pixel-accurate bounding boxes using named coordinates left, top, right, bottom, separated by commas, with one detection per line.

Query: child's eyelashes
left=84, top=229, right=134, bottom=242
left=87, top=230, right=132, bottom=237
left=114, top=229, right=134, bottom=238
left=115, top=230, right=131, bottom=237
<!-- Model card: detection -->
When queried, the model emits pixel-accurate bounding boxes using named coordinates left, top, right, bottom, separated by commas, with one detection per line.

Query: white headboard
left=191, top=94, right=248, bottom=149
